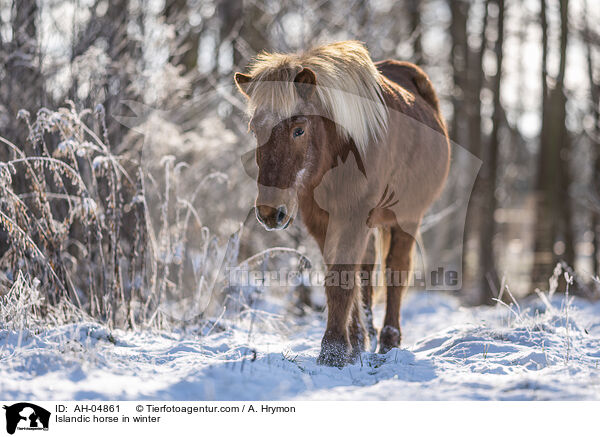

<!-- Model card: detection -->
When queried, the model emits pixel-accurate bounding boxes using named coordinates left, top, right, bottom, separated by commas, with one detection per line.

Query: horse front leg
left=317, top=263, right=358, bottom=367
left=317, top=224, right=369, bottom=367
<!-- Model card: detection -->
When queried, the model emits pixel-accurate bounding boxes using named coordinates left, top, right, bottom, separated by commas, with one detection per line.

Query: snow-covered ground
left=2, top=288, right=600, bottom=401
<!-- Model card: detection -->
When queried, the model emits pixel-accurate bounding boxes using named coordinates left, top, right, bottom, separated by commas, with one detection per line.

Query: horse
left=234, top=40, right=450, bottom=366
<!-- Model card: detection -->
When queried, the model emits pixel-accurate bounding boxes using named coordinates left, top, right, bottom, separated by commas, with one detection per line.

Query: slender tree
left=532, top=0, right=571, bottom=290
left=1, top=0, right=45, bottom=143
left=478, top=0, right=505, bottom=303
left=463, top=0, right=490, bottom=303
left=584, top=0, right=600, bottom=279
left=164, top=0, right=202, bottom=76
left=407, top=0, right=423, bottom=64
left=468, top=0, right=489, bottom=160
left=448, top=0, right=470, bottom=147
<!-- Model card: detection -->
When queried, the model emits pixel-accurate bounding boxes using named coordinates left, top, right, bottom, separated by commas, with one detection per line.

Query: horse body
left=235, top=41, right=450, bottom=366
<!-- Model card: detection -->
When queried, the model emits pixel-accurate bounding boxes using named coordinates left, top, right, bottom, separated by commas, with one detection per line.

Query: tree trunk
left=478, top=0, right=505, bottom=304
left=448, top=0, right=470, bottom=147
left=584, top=0, right=600, bottom=279
left=557, top=0, right=575, bottom=271
left=468, top=0, right=489, bottom=160
left=164, top=0, right=202, bottom=75
left=532, top=0, right=571, bottom=290
left=2, top=0, right=44, bottom=143
left=407, top=0, right=422, bottom=64
left=463, top=0, right=489, bottom=303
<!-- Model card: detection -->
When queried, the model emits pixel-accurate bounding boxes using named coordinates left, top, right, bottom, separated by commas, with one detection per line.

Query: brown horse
left=234, top=41, right=450, bottom=366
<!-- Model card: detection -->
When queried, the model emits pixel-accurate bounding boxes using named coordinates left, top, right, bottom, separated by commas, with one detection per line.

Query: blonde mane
left=242, top=41, right=389, bottom=156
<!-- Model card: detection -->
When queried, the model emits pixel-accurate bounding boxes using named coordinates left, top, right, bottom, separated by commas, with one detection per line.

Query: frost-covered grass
left=2, top=269, right=600, bottom=401
left=0, top=104, right=262, bottom=330
left=0, top=104, right=156, bottom=327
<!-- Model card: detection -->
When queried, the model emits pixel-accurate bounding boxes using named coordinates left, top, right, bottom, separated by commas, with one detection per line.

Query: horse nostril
left=276, top=205, right=287, bottom=225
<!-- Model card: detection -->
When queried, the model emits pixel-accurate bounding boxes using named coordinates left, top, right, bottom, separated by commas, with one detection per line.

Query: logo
left=3, top=403, right=50, bottom=434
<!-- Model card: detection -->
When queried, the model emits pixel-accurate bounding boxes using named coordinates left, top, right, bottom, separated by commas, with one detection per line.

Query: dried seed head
left=94, top=104, right=105, bottom=119
left=17, top=109, right=30, bottom=121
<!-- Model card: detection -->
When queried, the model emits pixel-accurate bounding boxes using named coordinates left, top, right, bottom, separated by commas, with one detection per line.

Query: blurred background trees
left=1, top=0, right=599, bottom=304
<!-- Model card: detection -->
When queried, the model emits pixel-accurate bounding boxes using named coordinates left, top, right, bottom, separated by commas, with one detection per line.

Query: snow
left=2, top=290, right=600, bottom=401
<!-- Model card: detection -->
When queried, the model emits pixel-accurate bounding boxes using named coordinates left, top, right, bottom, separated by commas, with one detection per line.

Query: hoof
left=317, top=337, right=350, bottom=367
left=378, top=325, right=401, bottom=354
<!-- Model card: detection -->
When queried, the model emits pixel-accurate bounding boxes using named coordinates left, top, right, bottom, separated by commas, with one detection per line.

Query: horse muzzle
left=256, top=204, right=294, bottom=231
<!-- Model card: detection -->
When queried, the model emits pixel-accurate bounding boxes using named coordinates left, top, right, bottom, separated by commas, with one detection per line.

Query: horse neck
left=302, top=120, right=352, bottom=192
left=297, top=126, right=358, bottom=221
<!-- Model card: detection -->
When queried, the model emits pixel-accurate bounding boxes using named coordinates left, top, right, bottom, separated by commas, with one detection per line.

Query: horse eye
left=293, top=127, right=305, bottom=138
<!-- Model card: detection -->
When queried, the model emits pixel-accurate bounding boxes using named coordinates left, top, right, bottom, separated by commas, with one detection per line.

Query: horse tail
left=373, top=226, right=392, bottom=303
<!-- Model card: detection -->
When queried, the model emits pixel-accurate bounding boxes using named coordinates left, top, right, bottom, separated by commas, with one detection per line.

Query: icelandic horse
left=234, top=41, right=450, bottom=366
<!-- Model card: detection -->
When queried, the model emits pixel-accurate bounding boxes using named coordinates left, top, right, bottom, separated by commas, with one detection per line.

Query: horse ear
left=294, top=67, right=316, bottom=100
left=234, top=72, right=252, bottom=98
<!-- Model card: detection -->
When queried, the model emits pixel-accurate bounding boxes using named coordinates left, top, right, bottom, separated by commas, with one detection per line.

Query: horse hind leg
left=379, top=225, right=416, bottom=354
left=349, top=228, right=391, bottom=355
left=357, top=232, right=377, bottom=353
left=358, top=273, right=377, bottom=354
left=348, top=288, right=368, bottom=359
